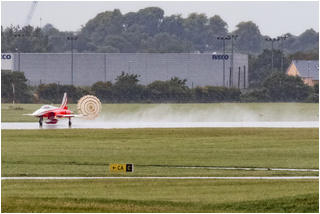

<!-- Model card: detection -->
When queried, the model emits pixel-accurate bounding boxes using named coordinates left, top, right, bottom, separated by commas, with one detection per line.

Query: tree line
left=1, top=7, right=319, bottom=55
left=1, top=6, right=319, bottom=104
left=2, top=70, right=318, bottom=104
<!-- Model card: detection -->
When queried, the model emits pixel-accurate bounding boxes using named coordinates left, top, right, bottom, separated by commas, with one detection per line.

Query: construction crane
left=24, top=1, right=38, bottom=26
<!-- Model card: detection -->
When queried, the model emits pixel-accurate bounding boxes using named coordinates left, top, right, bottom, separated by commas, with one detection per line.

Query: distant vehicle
left=24, top=93, right=82, bottom=127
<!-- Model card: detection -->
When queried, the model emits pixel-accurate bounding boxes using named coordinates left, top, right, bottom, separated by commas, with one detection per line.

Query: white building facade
left=2, top=53, right=248, bottom=88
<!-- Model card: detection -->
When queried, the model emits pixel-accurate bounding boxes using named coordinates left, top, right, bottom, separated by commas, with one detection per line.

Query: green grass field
left=2, top=179, right=318, bottom=213
left=1, top=128, right=319, bottom=212
left=1, top=103, right=319, bottom=212
left=1, top=128, right=319, bottom=176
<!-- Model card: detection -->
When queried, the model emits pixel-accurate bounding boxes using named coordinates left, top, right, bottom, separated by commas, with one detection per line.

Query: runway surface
left=1, top=121, right=319, bottom=129
left=2, top=176, right=319, bottom=180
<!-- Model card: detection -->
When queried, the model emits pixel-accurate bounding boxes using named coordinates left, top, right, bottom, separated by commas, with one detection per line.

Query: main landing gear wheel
left=77, top=95, right=102, bottom=120
left=68, top=118, right=72, bottom=127
left=39, top=117, right=43, bottom=127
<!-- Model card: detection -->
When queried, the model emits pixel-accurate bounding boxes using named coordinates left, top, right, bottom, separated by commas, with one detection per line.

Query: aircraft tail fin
left=60, top=93, right=68, bottom=109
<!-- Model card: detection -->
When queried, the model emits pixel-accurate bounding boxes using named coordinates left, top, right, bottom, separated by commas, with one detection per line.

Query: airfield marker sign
left=110, top=164, right=133, bottom=172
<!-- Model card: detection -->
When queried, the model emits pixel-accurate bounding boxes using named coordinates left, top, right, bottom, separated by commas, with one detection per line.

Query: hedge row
left=1, top=71, right=318, bottom=103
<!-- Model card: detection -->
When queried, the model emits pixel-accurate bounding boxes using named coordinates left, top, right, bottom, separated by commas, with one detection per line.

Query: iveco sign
left=1, top=54, right=12, bottom=59
left=212, top=54, right=229, bottom=60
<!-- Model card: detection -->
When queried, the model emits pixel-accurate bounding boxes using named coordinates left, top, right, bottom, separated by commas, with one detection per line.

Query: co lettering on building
left=1, top=54, right=12, bottom=60
left=212, top=54, right=229, bottom=60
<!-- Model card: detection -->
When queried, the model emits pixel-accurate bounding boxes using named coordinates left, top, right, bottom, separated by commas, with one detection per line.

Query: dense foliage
left=1, top=7, right=318, bottom=103
left=1, top=70, right=33, bottom=103
left=1, top=7, right=319, bottom=55
left=1, top=71, right=318, bottom=104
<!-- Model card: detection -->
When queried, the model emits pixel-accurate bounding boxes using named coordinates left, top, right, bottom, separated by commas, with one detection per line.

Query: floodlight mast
left=277, top=35, right=288, bottom=73
left=13, top=34, right=25, bottom=105
left=67, top=36, right=78, bottom=85
left=229, top=35, right=238, bottom=87
left=266, top=37, right=280, bottom=72
left=217, top=36, right=231, bottom=87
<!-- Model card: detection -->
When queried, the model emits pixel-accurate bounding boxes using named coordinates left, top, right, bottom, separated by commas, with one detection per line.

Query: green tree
left=91, top=81, right=113, bottom=102
left=194, top=86, right=241, bottom=102
left=113, top=72, right=144, bottom=102
left=2, top=7, right=319, bottom=54
left=1, top=70, right=33, bottom=103
left=298, top=29, right=319, bottom=51
left=42, top=24, right=71, bottom=52
left=262, top=73, right=312, bottom=102
left=160, top=14, right=185, bottom=38
left=207, top=15, right=228, bottom=51
left=166, top=77, right=193, bottom=102
left=233, top=21, right=263, bottom=54
left=1, top=26, right=15, bottom=52
left=103, top=35, right=135, bottom=53
left=249, top=49, right=290, bottom=88
left=145, top=80, right=171, bottom=102
left=134, top=7, right=164, bottom=36
left=2, top=25, right=52, bottom=53
left=82, top=9, right=124, bottom=46
left=37, top=83, right=78, bottom=103
left=122, top=7, right=164, bottom=37
left=288, top=50, right=319, bottom=61
left=314, top=83, right=319, bottom=94
left=183, top=13, right=209, bottom=52
left=142, top=33, right=192, bottom=53
left=37, top=83, right=60, bottom=103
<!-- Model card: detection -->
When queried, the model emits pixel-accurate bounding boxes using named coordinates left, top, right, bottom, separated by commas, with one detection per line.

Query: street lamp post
left=308, top=61, right=310, bottom=85
left=217, top=36, right=231, bottom=87
left=266, top=37, right=280, bottom=72
left=128, top=61, right=131, bottom=74
left=277, top=35, right=288, bottom=73
left=14, top=34, right=24, bottom=71
left=67, top=36, right=77, bottom=85
left=13, top=34, right=24, bottom=105
left=229, top=35, right=238, bottom=87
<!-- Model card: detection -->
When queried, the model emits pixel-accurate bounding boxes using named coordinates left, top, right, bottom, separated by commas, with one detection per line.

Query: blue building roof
left=291, top=60, right=319, bottom=80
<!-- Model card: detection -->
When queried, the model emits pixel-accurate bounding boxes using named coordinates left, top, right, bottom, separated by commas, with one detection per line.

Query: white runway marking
left=174, top=166, right=319, bottom=172
left=1, top=121, right=319, bottom=129
left=2, top=176, right=319, bottom=180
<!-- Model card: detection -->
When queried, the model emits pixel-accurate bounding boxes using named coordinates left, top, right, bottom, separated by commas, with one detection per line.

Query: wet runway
left=1, top=121, right=319, bottom=129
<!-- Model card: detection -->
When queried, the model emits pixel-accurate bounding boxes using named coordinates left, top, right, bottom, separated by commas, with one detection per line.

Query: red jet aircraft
left=24, top=93, right=82, bottom=127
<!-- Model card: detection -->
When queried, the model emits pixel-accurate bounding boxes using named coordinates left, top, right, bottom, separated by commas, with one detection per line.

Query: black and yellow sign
left=110, top=164, right=133, bottom=172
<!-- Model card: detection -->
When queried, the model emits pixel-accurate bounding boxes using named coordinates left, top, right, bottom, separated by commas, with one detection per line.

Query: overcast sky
left=1, top=1, right=319, bottom=37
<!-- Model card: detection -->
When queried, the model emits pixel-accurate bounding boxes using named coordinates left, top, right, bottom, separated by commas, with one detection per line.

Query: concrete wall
left=5, top=53, right=248, bottom=88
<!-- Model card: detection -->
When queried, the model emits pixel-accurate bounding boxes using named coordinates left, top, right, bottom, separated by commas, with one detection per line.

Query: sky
left=1, top=1, right=319, bottom=37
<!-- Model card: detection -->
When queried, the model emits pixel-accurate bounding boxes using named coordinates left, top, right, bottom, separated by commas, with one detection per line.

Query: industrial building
left=1, top=52, right=248, bottom=88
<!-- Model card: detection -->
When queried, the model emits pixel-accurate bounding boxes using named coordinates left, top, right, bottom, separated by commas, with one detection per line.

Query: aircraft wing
left=22, top=114, right=35, bottom=116
left=56, top=114, right=83, bottom=118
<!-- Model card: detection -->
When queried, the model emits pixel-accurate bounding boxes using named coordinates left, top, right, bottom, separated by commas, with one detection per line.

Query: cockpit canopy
left=40, top=105, right=55, bottom=110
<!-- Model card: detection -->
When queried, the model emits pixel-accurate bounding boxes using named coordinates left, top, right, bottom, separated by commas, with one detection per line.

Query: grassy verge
left=2, top=179, right=318, bottom=212
left=2, top=128, right=318, bottom=177
left=1, top=127, right=318, bottom=212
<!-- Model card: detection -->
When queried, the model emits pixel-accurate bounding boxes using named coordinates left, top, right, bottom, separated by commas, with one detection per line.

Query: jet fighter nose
left=32, top=110, right=42, bottom=116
